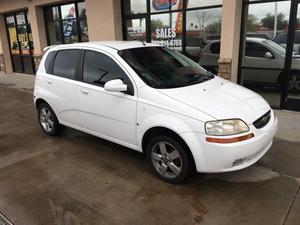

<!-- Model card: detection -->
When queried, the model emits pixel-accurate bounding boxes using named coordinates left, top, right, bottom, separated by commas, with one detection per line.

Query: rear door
left=40, top=49, right=82, bottom=125
left=77, top=49, right=138, bottom=146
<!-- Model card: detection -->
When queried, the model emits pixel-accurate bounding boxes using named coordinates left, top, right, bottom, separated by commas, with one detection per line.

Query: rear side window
left=44, top=51, right=56, bottom=74
left=210, top=42, right=220, bottom=54
left=53, top=49, right=81, bottom=79
left=83, top=50, right=127, bottom=86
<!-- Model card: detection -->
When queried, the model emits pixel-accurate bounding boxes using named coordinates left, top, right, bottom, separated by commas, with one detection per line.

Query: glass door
left=284, top=1, right=300, bottom=111
left=5, top=11, right=35, bottom=75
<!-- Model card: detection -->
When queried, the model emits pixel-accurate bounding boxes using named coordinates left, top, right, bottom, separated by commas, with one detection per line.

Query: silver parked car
left=199, top=38, right=300, bottom=92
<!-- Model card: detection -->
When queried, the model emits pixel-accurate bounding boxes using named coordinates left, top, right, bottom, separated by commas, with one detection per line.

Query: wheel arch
left=35, top=98, right=49, bottom=110
left=141, top=126, right=196, bottom=172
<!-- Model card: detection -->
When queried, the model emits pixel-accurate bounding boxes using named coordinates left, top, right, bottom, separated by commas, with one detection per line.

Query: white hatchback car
left=34, top=41, right=278, bottom=183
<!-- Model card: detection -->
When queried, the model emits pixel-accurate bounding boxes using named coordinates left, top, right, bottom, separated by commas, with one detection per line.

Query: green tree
left=261, top=13, right=288, bottom=30
left=151, top=19, right=164, bottom=32
left=205, top=20, right=222, bottom=34
left=247, top=14, right=259, bottom=31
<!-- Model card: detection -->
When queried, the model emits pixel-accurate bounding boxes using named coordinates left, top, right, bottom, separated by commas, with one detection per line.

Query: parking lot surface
left=0, top=74, right=300, bottom=225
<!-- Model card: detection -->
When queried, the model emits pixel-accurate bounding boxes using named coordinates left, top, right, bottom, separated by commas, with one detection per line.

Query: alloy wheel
left=289, top=75, right=300, bottom=92
left=151, top=141, right=183, bottom=179
left=39, top=106, right=54, bottom=132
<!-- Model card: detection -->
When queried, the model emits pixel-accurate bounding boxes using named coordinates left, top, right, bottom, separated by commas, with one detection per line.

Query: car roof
left=44, top=41, right=160, bottom=52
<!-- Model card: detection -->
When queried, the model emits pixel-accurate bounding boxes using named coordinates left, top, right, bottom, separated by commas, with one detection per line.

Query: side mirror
left=104, top=79, right=127, bottom=93
left=264, top=52, right=273, bottom=59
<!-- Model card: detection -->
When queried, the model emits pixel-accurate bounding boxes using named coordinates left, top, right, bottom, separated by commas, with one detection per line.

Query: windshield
left=118, top=47, right=214, bottom=89
left=263, top=39, right=286, bottom=55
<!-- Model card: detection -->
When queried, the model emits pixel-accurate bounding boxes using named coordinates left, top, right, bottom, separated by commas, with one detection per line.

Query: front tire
left=38, top=103, right=63, bottom=136
left=146, top=135, right=191, bottom=184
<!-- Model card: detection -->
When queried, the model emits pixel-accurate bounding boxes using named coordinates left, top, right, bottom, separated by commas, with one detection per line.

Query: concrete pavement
left=0, top=73, right=299, bottom=225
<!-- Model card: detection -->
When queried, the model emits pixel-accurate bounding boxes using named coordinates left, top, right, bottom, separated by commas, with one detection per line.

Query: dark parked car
left=273, top=30, right=300, bottom=55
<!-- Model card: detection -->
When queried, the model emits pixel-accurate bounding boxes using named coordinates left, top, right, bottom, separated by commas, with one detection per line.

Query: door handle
left=80, top=89, right=89, bottom=95
left=46, top=80, right=52, bottom=84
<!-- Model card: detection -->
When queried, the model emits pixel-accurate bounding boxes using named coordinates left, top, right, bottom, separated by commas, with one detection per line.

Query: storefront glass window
left=78, top=2, right=87, bottom=19
left=151, top=13, right=183, bottom=50
left=5, top=11, right=35, bottom=74
left=187, top=0, right=222, bottom=9
left=126, top=18, right=146, bottom=41
left=44, top=1, right=88, bottom=45
left=124, top=0, right=147, bottom=14
left=151, top=0, right=183, bottom=13
left=45, top=6, right=60, bottom=22
left=16, top=12, right=26, bottom=25
left=122, top=0, right=222, bottom=63
left=240, top=1, right=291, bottom=108
left=186, top=8, right=222, bottom=62
left=61, top=4, right=77, bottom=19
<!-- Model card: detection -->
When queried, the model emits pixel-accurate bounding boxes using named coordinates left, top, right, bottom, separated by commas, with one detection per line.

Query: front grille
left=0, top=212, right=13, bottom=225
left=253, top=110, right=271, bottom=129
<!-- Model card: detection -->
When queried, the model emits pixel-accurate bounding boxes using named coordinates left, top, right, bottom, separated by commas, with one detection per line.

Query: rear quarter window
left=52, top=49, right=81, bottom=79
left=44, top=51, right=56, bottom=74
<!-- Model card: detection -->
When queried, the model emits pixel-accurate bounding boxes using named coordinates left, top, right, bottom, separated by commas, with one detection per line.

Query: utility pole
left=274, top=2, right=278, bottom=38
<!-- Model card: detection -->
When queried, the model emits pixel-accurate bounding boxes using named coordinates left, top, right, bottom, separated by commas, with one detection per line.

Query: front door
left=78, top=50, right=137, bottom=146
left=5, top=11, right=35, bottom=74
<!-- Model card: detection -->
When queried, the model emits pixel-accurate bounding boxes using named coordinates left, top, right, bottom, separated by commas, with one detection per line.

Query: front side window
left=245, top=42, right=271, bottom=58
left=53, top=49, right=81, bottom=79
left=83, top=51, right=128, bottom=86
left=119, top=47, right=214, bottom=89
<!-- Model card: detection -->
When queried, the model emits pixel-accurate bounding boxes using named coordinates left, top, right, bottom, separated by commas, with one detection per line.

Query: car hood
left=157, top=76, right=271, bottom=124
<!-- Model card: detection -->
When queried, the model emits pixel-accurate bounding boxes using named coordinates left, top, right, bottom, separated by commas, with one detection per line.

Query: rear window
left=53, top=49, right=81, bottom=79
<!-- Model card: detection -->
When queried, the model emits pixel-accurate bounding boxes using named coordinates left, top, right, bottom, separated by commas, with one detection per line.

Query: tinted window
left=53, top=49, right=81, bottom=79
left=119, top=47, right=214, bottom=89
left=83, top=51, right=127, bottom=86
left=44, top=51, right=56, bottom=74
left=210, top=42, right=220, bottom=54
left=296, top=31, right=300, bottom=44
left=274, top=32, right=287, bottom=44
left=245, top=42, right=271, bottom=58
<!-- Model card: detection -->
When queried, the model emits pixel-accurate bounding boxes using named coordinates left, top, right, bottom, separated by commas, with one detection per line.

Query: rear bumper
left=182, top=112, right=278, bottom=173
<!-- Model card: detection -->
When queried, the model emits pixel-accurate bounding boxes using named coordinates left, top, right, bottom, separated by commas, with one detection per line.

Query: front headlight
left=205, top=119, right=249, bottom=136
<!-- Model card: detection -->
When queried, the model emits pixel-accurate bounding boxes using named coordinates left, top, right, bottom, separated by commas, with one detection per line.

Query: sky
left=248, top=1, right=292, bottom=21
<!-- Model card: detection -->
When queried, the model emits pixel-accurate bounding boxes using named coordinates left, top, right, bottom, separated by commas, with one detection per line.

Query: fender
left=136, top=114, right=194, bottom=148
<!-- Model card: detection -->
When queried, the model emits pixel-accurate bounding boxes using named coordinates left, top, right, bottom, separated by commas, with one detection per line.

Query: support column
left=218, top=0, right=243, bottom=82
left=0, top=14, right=13, bottom=73
left=28, top=4, right=48, bottom=70
left=85, top=0, right=122, bottom=41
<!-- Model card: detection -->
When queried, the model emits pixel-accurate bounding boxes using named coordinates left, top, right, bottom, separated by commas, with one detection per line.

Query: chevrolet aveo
left=34, top=41, right=278, bottom=183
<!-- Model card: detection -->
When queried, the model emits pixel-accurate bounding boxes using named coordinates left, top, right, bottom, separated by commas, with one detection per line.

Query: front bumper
left=181, top=112, right=278, bottom=173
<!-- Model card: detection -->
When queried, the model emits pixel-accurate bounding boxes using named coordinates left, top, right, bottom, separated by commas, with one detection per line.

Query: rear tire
left=146, top=135, right=191, bottom=184
left=37, top=103, right=63, bottom=136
